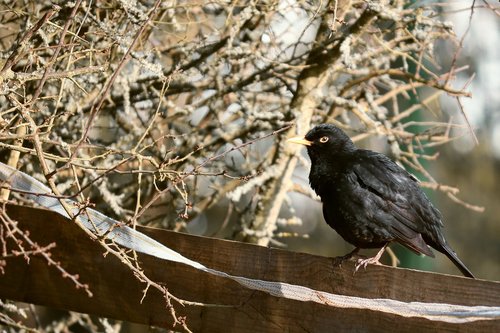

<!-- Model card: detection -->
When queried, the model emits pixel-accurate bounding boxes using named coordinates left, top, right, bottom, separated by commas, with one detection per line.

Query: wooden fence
left=1, top=205, right=499, bottom=332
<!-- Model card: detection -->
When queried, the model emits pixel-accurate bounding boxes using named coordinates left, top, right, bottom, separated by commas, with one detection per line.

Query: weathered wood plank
left=1, top=205, right=499, bottom=332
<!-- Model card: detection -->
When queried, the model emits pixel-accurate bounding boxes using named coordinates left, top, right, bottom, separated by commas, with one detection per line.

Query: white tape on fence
left=1, top=162, right=499, bottom=323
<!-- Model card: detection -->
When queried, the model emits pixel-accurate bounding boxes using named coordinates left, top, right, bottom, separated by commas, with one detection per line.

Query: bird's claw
left=355, top=257, right=382, bottom=272
left=353, top=244, right=388, bottom=274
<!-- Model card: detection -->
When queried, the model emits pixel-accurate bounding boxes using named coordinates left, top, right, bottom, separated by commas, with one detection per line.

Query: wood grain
left=1, top=205, right=499, bottom=332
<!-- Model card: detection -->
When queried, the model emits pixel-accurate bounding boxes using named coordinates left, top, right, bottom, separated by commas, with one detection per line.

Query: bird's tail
left=441, top=244, right=475, bottom=278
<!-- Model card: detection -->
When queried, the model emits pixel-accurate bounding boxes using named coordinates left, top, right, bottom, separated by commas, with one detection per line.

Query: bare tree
left=0, top=0, right=482, bottom=331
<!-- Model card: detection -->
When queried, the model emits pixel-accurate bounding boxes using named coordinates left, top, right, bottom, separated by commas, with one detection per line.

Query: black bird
left=288, top=124, right=474, bottom=278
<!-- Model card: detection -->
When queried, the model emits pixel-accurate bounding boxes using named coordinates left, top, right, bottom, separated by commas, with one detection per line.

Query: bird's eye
left=319, top=136, right=329, bottom=143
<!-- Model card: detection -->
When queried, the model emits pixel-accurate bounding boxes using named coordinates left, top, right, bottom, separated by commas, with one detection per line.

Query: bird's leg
left=332, top=247, right=360, bottom=267
left=355, top=244, right=388, bottom=272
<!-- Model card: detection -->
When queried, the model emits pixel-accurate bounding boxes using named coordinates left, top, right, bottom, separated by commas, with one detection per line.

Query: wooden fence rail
left=1, top=205, right=499, bottom=332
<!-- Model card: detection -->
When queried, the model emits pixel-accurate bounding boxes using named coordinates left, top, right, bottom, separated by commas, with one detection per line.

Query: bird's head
left=287, top=124, right=356, bottom=163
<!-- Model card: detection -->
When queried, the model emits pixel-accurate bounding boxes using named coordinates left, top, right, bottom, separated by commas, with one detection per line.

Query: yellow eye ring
left=319, top=136, right=329, bottom=143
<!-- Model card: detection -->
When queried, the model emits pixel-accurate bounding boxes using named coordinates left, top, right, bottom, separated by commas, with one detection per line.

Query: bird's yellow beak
left=287, top=136, right=312, bottom=146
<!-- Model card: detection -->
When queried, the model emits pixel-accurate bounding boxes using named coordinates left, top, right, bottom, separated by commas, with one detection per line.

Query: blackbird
left=288, top=124, right=474, bottom=278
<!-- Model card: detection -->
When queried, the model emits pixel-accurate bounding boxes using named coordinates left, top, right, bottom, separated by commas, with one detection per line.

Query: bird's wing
left=351, top=150, right=441, bottom=256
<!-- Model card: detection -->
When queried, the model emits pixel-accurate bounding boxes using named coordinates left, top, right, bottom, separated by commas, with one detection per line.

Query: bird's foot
left=355, top=256, right=382, bottom=272
left=354, top=244, right=388, bottom=273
